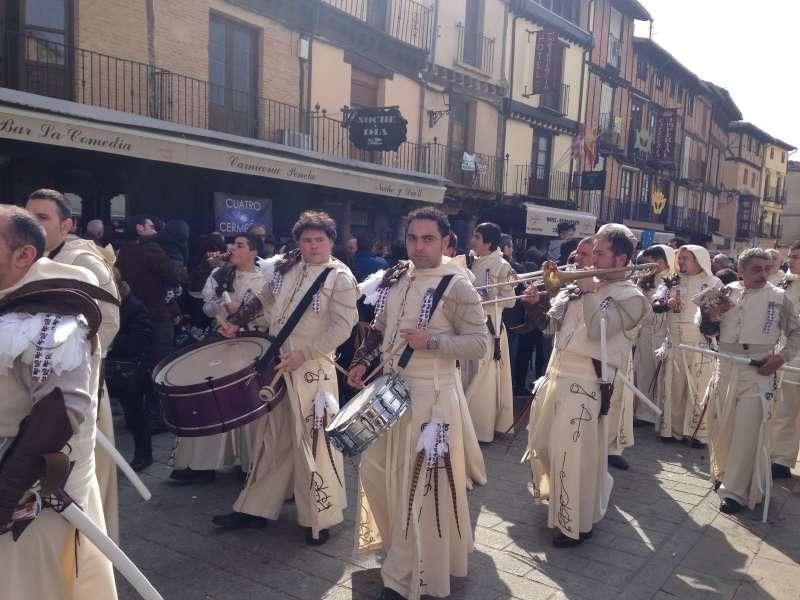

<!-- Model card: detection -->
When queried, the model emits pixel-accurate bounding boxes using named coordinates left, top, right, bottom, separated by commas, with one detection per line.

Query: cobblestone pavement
left=114, top=411, right=800, bottom=600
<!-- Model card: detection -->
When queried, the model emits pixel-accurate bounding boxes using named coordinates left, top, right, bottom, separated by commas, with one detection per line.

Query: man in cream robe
left=653, top=245, right=722, bottom=444
left=213, top=211, right=358, bottom=545
left=0, top=205, right=117, bottom=599
left=348, top=208, right=487, bottom=600
left=701, top=248, right=800, bottom=514
left=770, top=242, right=800, bottom=479
left=172, top=233, right=267, bottom=482
left=26, top=190, right=121, bottom=541
left=633, top=245, right=674, bottom=424
left=524, top=226, right=648, bottom=547
left=466, top=222, right=516, bottom=442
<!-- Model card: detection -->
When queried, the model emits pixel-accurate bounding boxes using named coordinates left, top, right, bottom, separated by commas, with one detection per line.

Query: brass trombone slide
left=474, top=263, right=572, bottom=291
left=480, top=261, right=658, bottom=305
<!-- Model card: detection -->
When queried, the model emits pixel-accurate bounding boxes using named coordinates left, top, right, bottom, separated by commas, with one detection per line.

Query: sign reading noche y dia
left=0, top=109, right=444, bottom=203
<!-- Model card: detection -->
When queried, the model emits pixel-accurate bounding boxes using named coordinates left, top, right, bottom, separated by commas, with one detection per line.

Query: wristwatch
left=426, top=334, right=440, bottom=351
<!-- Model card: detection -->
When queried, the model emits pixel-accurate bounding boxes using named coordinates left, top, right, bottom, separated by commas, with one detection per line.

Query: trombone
left=474, top=263, right=572, bottom=291
left=480, top=261, right=659, bottom=305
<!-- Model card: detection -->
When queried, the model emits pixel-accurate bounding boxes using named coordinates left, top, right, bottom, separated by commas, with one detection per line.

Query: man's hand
left=218, top=321, right=240, bottom=338
left=757, top=354, right=784, bottom=376
left=276, top=350, right=305, bottom=373
left=666, top=296, right=682, bottom=312
left=347, top=364, right=367, bottom=389
left=521, top=284, right=540, bottom=305
left=225, top=300, right=241, bottom=315
left=400, top=328, right=431, bottom=350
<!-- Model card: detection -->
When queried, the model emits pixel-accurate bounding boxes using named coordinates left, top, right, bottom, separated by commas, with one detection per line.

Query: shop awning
left=0, top=89, right=446, bottom=204
left=524, top=203, right=597, bottom=237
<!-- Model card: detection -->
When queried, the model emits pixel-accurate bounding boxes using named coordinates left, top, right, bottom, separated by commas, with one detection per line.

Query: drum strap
left=397, top=275, right=454, bottom=369
left=255, top=267, right=333, bottom=371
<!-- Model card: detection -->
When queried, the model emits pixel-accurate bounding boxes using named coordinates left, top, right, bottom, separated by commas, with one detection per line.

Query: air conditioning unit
left=281, top=129, right=311, bottom=150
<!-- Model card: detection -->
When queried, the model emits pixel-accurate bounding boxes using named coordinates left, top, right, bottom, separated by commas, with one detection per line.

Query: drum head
left=154, top=336, right=269, bottom=387
left=329, top=375, right=389, bottom=429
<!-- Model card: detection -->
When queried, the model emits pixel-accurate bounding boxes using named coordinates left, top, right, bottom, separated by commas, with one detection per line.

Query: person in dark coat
left=108, top=280, right=155, bottom=470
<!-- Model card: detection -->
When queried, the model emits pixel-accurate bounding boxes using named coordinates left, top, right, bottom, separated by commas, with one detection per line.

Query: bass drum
left=153, top=335, right=285, bottom=437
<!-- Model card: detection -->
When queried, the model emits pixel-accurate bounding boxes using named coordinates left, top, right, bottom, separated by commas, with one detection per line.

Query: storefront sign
left=533, top=31, right=558, bottom=94
left=213, top=193, right=272, bottom=235
left=525, top=204, right=596, bottom=238
left=0, top=104, right=444, bottom=203
left=345, top=106, right=407, bottom=152
left=653, top=109, right=677, bottom=161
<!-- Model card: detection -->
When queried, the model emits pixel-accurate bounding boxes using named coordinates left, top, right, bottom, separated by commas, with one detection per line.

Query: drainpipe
left=145, top=0, right=157, bottom=116
left=502, top=14, right=518, bottom=201
left=496, top=3, right=511, bottom=201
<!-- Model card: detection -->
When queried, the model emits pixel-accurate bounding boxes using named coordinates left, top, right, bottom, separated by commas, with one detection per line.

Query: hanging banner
left=653, top=109, right=678, bottom=161
left=213, top=193, right=273, bottom=235
left=345, top=106, right=408, bottom=151
left=580, top=170, right=606, bottom=191
left=651, top=189, right=667, bottom=215
left=533, top=31, right=558, bottom=94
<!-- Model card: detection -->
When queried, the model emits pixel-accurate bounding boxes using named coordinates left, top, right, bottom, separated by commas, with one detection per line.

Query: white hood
left=677, top=245, right=712, bottom=277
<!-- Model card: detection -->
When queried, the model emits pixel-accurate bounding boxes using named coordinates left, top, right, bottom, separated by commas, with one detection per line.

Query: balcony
left=321, top=0, right=434, bottom=50
left=760, top=221, right=782, bottom=239
left=667, top=207, right=718, bottom=238
left=511, top=165, right=572, bottom=201
left=539, top=83, right=570, bottom=117
left=627, top=127, right=652, bottom=164
left=667, top=206, right=689, bottom=231
left=621, top=199, right=667, bottom=225
left=456, top=22, right=495, bottom=74
left=598, top=112, right=621, bottom=149
left=737, top=221, right=755, bottom=240
left=576, top=196, right=623, bottom=224
left=607, top=34, right=622, bottom=70
left=776, top=191, right=787, bottom=204
left=0, top=28, right=500, bottom=192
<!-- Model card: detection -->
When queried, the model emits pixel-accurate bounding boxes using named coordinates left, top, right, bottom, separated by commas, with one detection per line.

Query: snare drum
left=325, top=374, right=410, bottom=456
left=153, top=335, right=284, bottom=437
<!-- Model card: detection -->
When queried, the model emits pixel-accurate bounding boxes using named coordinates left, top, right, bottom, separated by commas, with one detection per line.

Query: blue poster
left=641, top=228, right=656, bottom=248
left=213, top=193, right=273, bottom=236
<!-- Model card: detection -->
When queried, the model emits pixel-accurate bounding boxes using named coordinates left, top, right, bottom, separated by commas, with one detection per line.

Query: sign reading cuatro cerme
left=0, top=107, right=443, bottom=203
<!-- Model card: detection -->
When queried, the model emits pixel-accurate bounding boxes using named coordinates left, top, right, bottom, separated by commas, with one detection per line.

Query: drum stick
left=313, top=350, right=350, bottom=378
left=96, top=430, right=152, bottom=501
left=364, top=345, right=403, bottom=386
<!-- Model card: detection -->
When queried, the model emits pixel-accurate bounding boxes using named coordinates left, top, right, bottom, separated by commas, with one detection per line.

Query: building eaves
left=729, top=121, right=797, bottom=150
left=701, top=80, right=743, bottom=121
left=509, top=0, right=593, bottom=48
left=633, top=36, right=701, bottom=89
left=611, top=0, right=652, bottom=21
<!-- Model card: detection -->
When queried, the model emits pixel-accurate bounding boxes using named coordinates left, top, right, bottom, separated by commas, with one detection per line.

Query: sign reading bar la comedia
left=345, top=106, right=407, bottom=152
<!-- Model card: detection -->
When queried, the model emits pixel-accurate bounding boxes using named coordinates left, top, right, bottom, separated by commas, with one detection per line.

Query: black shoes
left=212, top=511, right=268, bottom=530
left=660, top=436, right=678, bottom=444
left=689, top=438, right=706, bottom=449
left=552, top=530, right=592, bottom=548
left=305, top=528, right=330, bottom=546
left=608, top=455, right=629, bottom=470
left=772, top=463, right=792, bottom=479
left=169, top=468, right=216, bottom=485
left=129, top=456, right=153, bottom=472
left=378, top=587, right=405, bottom=600
left=720, top=498, right=742, bottom=514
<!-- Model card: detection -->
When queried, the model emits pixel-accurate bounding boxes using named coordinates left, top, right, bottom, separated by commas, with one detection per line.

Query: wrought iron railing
left=511, top=165, right=572, bottom=201
left=0, top=27, right=503, bottom=191
left=627, top=127, right=652, bottom=164
left=607, top=33, right=622, bottom=69
left=598, top=112, right=621, bottom=147
left=456, top=22, right=495, bottom=74
left=321, top=0, right=434, bottom=50
left=540, top=83, right=569, bottom=116
left=621, top=199, right=667, bottom=224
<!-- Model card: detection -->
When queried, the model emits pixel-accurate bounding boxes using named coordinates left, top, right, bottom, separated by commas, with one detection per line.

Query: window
left=620, top=169, right=634, bottom=202
left=669, top=79, right=675, bottom=99
left=687, top=93, right=694, bottom=116
left=748, top=136, right=753, bottom=152
left=636, top=58, right=647, bottom=81
left=640, top=174, right=652, bottom=205
left=350, top=68, right=379, bottom=108
left=677, top=86, right=683, bottom=102
left=599, top=83, right=614, bottom=130
left=743, top=169, right=748, bottom=185
left=607, top=7, right=623, bottom=69
left=528, top=131, right=553, bottom=196
left=756, top=142, right=761, bottom=156
left=771, top=147, right=775, bottom=159
left=681, top=135, right=692, bottom=179
left=535, top=0, right=580, bottom=25
left=462, top=0, right=484, bottom=69
left=655, top=71, right=664, bottom=90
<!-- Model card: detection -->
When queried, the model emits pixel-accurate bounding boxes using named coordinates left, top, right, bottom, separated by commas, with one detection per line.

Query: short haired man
left=711, top=252, right=735, bottom=275
left=547, top=221, right=576, bottom=262
left=348, top=207, right=487, bottom=599
left=765, top=248, right=785, bottom=284
left=523, top=228, right=648, bottom=546
left=770, top=240, right=800, bottom=479
left=466, top=222, right=517, bottom=441
left=172, top=233, right=268, bottom=485
left=0, top=205, right=117, bottom=598
left=26, top=189, right=123, bottom=539
left=652, top=245, right=722, bottom=445
left=701, top=248, right=800, bottom=514
left=352, top=232, right=389, bottom=283
left=213, top=211, right=359, bottom=547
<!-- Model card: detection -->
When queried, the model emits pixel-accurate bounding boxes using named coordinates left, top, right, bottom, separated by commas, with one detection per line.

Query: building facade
left=780, top=161, right=800, bottom=246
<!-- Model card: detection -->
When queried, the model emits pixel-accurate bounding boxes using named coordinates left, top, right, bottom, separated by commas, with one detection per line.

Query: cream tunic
left=526, top=280, right=647, bottom=539
left=173, top=266, right=266, bottom=473
left=356, top=260, right=487, bottom=600
left=465, top=249, right=516, bottom=442
left=770, top=273, right=800, bottom=469
left=707, top=282, right=800, bottom=508
left=633, top=270, right=671, bottom=424
left=233, top=257, right=358, bottom=537
left=656, top=271, right=722, bottom=441
left=0, top=258, right=117, bottom=600
left=50, top=236, right=121, bottom=542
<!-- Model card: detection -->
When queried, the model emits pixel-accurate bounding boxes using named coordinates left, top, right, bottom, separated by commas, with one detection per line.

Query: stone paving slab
left=111, top=412, right=800, bottom=600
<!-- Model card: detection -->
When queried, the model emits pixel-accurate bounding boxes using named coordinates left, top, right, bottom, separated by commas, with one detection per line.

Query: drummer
left=170, top=233, right=267, bottom=485
left=212, top=211, right=359, bottom=546
left=347, top=207, right=488, bottom=600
